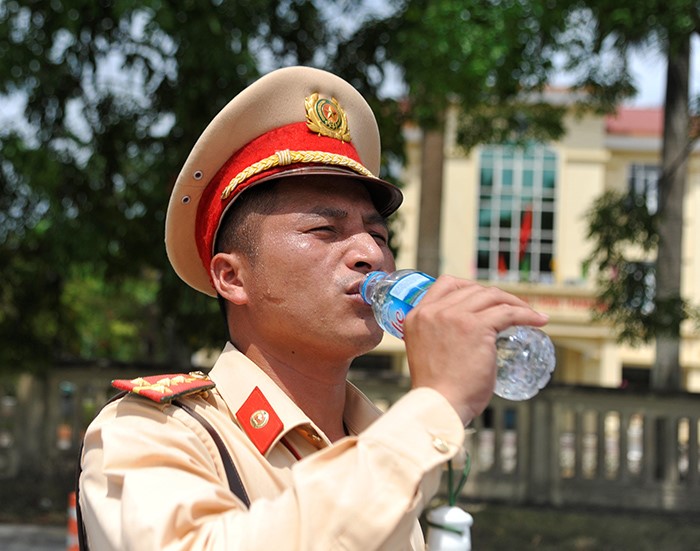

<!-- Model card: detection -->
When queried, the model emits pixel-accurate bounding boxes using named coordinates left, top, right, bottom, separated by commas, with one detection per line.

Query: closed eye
left=308, top=225, right=337, bottom=235
left=370, top=231, right=388, bottom=244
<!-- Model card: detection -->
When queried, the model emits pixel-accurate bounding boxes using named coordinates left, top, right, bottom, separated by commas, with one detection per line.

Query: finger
left=420, top=276, right=538, bottom=314
left=412, top=294, right=549, bottom=338
left=450, top=302, right=549, bottom=332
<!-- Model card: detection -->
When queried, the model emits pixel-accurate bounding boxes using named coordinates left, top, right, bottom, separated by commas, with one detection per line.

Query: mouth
left=346, top=279, right=369, bottom=305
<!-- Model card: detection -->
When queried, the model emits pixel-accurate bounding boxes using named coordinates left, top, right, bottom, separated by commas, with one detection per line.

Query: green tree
left=334, top=0, right=576, bottom=275
left=0, top=0, right=337, bottom=372
left=339, top=0, right=698, bottom=391
left=580, top=1, right=699, bottom=391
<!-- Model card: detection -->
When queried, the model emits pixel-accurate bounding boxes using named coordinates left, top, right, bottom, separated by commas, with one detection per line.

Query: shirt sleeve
left=79, top=387, right=465, bottom=551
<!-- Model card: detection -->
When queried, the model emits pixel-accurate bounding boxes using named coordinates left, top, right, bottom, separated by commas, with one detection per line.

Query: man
left=79, top=66, right=548, bottom=550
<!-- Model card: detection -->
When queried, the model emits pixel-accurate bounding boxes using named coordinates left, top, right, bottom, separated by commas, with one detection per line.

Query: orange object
left=67, top=491, right=79, bottom=551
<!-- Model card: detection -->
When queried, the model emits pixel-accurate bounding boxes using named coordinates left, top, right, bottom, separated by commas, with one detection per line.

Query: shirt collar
left=208, top=342, right=383, bottom=456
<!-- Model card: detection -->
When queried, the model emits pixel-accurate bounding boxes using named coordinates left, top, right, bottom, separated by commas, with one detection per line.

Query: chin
left=353, top=328, right=385, bottom=355
left=331, top=318, right=384, bottom=357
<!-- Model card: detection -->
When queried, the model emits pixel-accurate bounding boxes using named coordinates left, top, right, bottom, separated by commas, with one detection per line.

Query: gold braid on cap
left=220, top=149, right=376, bottom=201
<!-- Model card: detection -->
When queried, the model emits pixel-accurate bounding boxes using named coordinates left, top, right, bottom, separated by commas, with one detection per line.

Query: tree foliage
left=585, top=190, right=667, bottom=344
left=336, top=0, right=699, bottom=389
left=585, top=187, right=700, bottom=342
left=331, top=0, right=583, bottom=275
left=2, top=0, right=698, bottom=390
left=0, top=0, right=347, bottom=371
left=577, top=1, right=699, bottom=389
left=334, top=0, right=580, bottom=146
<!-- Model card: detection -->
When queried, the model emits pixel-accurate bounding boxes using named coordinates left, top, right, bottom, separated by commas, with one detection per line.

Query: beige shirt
left=80, top=343, right=465, bottom=550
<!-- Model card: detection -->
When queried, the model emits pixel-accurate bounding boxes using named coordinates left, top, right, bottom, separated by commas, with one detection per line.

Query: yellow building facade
left=373, top=105, right=700, bottom=393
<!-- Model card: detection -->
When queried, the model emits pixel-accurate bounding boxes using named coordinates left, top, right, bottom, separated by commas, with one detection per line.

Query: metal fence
left=2, top=367, right=699, bottom=514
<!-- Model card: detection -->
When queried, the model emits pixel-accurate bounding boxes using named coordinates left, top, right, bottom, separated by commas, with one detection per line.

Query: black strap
left=173, top=399, right=250, bottom=507
left=76, top=394, right=249, bottom=550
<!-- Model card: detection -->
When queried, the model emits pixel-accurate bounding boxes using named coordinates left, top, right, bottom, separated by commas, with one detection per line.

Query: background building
left=370, top=104, right=700, bottom=393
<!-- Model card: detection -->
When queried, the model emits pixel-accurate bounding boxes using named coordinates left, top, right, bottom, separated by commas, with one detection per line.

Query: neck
left=240, top=342, right=351, bottom=442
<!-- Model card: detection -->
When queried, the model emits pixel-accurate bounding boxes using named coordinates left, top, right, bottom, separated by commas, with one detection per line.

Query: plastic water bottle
left=361, top=270, right=556, bottom=401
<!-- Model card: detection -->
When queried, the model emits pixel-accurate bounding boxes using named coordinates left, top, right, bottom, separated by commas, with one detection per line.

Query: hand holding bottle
left=361, top=270, right=554, bottom=425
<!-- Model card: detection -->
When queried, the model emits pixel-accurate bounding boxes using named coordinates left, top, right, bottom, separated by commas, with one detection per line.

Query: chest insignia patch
left=236, top=386, right=284, bottom=455
left=112, top=372, right=216, bottom=403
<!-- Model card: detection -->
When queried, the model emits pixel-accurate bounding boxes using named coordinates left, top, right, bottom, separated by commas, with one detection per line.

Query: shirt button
left=432, top=437, right=450, bottom=454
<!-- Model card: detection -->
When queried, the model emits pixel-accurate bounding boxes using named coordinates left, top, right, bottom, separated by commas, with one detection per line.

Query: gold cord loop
left=220, top=150, right=376, bottom=201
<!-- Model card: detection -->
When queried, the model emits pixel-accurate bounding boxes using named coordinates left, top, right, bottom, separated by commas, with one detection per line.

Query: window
left=621, top=366, right=650, bottom=391
left=477, top=144, right=556, bottom=283
left=621, top=260, right=655, bottom=316
left=628, top=164, right=659, bottom=215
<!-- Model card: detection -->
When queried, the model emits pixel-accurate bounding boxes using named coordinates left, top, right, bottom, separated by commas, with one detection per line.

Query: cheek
left=252, top=232, right=337, bottom=300
left=252, top=243, right=318, bottom=299
left=279, top=233, right=313, bottom=253
left=253, top=233, right=310, bottom=275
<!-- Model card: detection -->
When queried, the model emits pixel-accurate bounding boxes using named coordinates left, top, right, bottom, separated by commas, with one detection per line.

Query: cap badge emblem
left=305, top=93, right=351, bottom=142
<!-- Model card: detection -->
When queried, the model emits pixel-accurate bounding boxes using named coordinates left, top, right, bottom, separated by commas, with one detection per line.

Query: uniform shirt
left=80, top=343, right=465, bottom=550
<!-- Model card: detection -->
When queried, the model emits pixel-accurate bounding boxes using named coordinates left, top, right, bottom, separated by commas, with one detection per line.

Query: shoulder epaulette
left=111, top=371, right=215, bottom=403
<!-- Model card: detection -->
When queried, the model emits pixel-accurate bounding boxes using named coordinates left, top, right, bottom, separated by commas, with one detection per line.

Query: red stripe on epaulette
left=112, top=372, right=216, bottom=403
left=236, top=387, right=283, bottom=455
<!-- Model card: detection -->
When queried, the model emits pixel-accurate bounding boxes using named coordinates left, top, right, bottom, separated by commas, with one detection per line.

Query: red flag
left=519, top=207, right=533, bottom=263
left=498, top=253, right=508, bottom=273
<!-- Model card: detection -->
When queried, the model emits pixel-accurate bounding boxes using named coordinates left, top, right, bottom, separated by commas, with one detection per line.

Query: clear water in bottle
left=361, top=270, right=556, bottom=401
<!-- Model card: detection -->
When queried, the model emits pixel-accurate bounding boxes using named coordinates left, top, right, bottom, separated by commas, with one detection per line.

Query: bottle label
left=389, top=272, right=434, bottom=305
left=382, top=272, right=434, bottom=338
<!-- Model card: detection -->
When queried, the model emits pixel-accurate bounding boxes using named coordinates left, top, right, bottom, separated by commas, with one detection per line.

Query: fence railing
left=462, top=387, right=700, bottom=512
left=2, top=367, right=699, bottom=514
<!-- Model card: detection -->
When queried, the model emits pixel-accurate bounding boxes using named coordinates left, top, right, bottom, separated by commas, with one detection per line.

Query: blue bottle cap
left=360, top=271, right=387, bottom=304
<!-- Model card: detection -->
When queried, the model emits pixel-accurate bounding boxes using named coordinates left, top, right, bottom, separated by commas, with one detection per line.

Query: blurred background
left=1, top=0, right=699, bottom=548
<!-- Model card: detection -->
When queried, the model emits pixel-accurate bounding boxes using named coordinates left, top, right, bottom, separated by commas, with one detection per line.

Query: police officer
left=79, top=66, right=548, bottom=550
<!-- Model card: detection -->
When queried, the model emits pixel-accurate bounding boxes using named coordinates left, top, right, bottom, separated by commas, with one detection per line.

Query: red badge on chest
left=236, top=387, right=284, bottom=455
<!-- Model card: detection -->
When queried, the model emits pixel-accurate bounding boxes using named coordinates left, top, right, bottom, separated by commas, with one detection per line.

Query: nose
left=347, top=232, right=389, bottom=273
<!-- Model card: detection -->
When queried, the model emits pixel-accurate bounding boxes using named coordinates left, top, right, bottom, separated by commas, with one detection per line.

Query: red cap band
left=195, top=121, right=364, bottom=273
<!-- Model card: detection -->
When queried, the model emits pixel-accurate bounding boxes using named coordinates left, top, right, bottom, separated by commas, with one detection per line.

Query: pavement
left=0, top=524, right=66, bottom=550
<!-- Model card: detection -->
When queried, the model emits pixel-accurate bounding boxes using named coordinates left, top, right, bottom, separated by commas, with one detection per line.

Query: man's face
left=236, top=176, right=396, bottom=363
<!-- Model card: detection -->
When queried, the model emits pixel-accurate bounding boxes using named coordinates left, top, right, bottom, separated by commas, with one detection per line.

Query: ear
left=210, top=252, right=249, bottom=305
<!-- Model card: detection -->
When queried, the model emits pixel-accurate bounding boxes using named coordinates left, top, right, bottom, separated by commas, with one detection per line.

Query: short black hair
left=214, top=180, right=280, bottom=259
left=214, top=181, right=279, bottom=337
